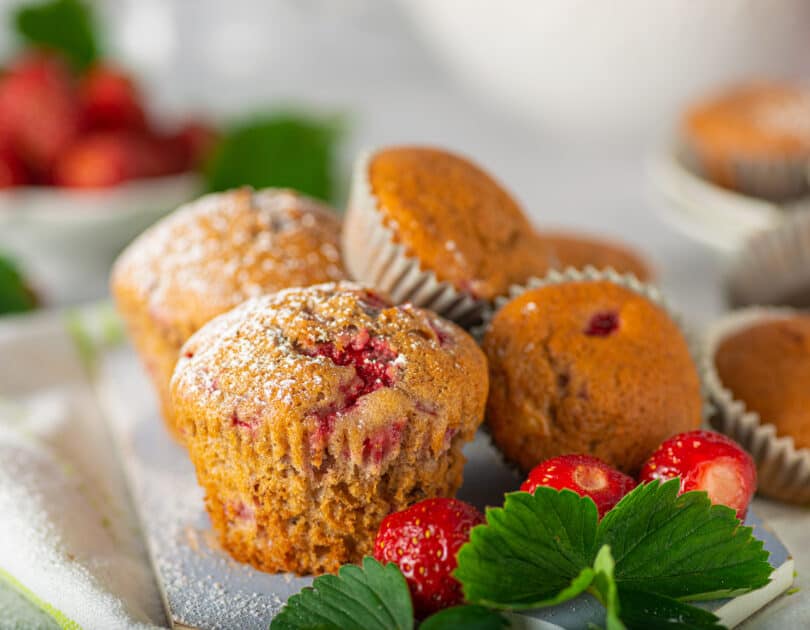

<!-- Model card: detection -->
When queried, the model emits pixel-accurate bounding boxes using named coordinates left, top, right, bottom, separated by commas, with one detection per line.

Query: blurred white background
left=1, top=0, right=809, bottom=320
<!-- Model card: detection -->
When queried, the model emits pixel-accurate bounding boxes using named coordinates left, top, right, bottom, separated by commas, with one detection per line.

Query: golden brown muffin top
left=534, top=231, right=654, bottom=282
left=483, top=280, right=702, bottom=473
left=715, top=315, right=810, bottom=450
left=111, top=187, right=345, bottom=346
left=367, top=146, right=549, bottom=301
left=171, top=282, right=488, bottom=472
left=684, top=83, right=810, bottom=157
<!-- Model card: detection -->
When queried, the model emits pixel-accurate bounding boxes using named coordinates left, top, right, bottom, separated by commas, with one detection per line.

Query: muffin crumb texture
left=483, top=281, right=702, bottom=474
left=171, top=283, right=488, bottom=574
left=714, top=316, right=810, bottom=451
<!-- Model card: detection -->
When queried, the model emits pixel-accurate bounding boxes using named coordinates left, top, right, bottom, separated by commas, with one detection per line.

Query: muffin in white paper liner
left=342, top=151, right=493, bottom=328
left=702, top=306, right=810, bottom=503
left=727, top=208, right=810, bottom=308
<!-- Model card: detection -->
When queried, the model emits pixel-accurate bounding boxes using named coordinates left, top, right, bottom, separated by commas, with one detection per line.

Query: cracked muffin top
left=714, top=315, right=810, bottom=450
left=171, top=282, right=488, bottom=473
left=366, top=146, right=550, bottom=301
left=111, top=187, right=346, bottom=346
left=483, top=280, right=702, bottom=474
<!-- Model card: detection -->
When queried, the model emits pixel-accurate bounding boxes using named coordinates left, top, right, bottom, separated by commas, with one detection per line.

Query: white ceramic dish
left=646, top=151, right=810, bottom=253
left=0, top=173, right=202, bottom=307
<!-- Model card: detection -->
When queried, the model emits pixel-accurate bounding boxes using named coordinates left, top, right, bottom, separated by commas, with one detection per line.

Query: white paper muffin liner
left=480, top=266, right=711, bottom=419
left=678, top=140, right=810, bottom=202
left=727, top=208, right=810, bottom=308
left=702, top=306, right=810, bottom=503
left=342, top=151, right=489, bottom=328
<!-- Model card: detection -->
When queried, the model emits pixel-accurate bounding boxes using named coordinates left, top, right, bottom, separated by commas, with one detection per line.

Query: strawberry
left=639, top=430, right=756, bottom=520
left=0, top=145, right=29, bottom=188
left=53, top=132, right=142, bottom=188
left=171, top=120, right=218, bottom=169
left=79, top=64, right=146, bottom=131
left=0, top=53, right=80, bottom=174
left=373, top=497, right=483, bottom=617
left=520, top=454, right=637, bottom=517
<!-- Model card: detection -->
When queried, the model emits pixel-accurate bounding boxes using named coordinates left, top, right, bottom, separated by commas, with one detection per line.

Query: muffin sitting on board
left=170, top=283, right=488, bottom=575
left=483, top=277, right=702, bottom=474
left=707, top=309, right=810, bottom=503
left=343, top=146, right=551, bottom=325
left=681, top=82, right=810, bottom=201
left=111, top=188, right=346, bottom=439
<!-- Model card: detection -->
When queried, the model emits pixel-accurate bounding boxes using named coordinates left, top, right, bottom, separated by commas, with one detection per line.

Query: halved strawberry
left=373, top=498, right=484, bottom=617
left=639, top=430, right=757, bottom=520
left=521, top=454, right=637, bottom=517
left=53, top=132, right=141, bottom=188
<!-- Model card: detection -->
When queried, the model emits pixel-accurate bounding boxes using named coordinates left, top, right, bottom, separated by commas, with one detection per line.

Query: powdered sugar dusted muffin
left=111, top=188, right=345, bottom=438
left=483, top=280, right=702, bottom=474
left=170, top=283, right=488, bottom=574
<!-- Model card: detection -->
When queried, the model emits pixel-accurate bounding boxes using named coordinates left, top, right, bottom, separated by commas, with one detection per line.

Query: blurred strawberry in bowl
left=79, top=63, right=146, bottom=132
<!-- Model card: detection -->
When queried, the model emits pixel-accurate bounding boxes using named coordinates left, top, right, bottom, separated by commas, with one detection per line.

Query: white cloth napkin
left=0, top=386, right=165, bottom=629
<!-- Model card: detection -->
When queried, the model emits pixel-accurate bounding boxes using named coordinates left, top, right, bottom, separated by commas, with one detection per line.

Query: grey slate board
left=99, top=347, right=793, bottom=630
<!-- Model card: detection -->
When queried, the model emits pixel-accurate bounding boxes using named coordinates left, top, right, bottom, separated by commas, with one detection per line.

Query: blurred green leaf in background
left=204, top=112, right=346, bottom=203
left=13, top=0, right=100, bottom=71
left=0, top=255, right=37, bottom=315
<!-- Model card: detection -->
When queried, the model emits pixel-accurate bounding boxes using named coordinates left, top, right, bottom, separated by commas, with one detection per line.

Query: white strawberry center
left=696, top=458, right=744, bottom=511
left=574, top=465, right=608, bottom=492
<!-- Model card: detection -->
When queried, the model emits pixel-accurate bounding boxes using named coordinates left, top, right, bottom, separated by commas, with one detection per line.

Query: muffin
left=714, top=315, right=810, bottom=450
left=534, top=231, right=654, bottom=281
left=343, top=146, right=550, bottom=325
left=704, top=308, right=810, bottom=503
left=483, top=279, right=702, bottom=474
left=170, top=283, right=488, bottom=574
left=111, top=188, right=346, bottom=438
left=681, top=82, right=810, bottom=201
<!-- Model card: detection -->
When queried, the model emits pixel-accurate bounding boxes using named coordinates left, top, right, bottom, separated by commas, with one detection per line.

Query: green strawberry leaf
left=204, top=112, right=345, bottom=203
left=13, top=0, right=100, bottom=71
left=419, top=605, right=509, bottom=630
left=597, top=480, right=771, bottom=600
left=270, top=557, right=413, bottom=630
left=0, top=254, right=36, bottom=315
left=618, top=589, right=724, bottom=630
left=454, top=488, right=598, bottom=609
left=588, top=545, right=624, bottom=630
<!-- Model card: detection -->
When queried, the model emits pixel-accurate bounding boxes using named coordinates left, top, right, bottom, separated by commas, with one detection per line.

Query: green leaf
left=419, top=605, right=509, bottom=630
left=13, top=0, right=100, bottom=71
left=0, top=254, right=36, bottom=315
left=618, top=589, right=724, bottom=630
left=588, top=545, right=624, bottom=630
left=454, top=488, right=599, bottom=609
left=270, top=557, right=413, bottom=630
left=204, top=112, right=345, bottom=202
left=597, top=480, right=771, bottom=600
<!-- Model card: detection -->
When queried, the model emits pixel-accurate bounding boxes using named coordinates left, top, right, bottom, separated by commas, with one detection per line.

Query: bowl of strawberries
left=0, top=48, right=212, bottom=305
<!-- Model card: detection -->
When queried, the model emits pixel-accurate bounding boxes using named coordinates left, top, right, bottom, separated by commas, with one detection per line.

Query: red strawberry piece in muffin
left=374, top=497, right=484, bottom=617
left=171, top=283, right=488, bottom=574
left=639, top=430, right=757, bottom=519
left=0, top=53, right=80, bottom=174
left=521, top=454, right=637, bottom=517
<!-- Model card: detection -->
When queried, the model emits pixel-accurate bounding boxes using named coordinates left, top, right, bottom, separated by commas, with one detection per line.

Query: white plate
left=646, top=151, right=798, bottom=253
left=0, top=174, right=202, bottom=307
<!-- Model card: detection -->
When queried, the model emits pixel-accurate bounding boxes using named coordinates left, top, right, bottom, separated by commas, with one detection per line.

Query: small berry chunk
left=521, top=454, right=636, bottom=516
left=373, top=497, right=483, bottom=617
left=639, top=430, right=756, bottom=520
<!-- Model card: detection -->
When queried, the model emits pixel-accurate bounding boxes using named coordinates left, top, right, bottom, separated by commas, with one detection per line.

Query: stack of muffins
left=113, top=143, right=804, bottom=579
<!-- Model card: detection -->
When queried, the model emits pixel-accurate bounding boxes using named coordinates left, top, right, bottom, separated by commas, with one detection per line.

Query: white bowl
left=401, top=0, right=810, bottom=143
left=0, top=174, right=202, bottom=307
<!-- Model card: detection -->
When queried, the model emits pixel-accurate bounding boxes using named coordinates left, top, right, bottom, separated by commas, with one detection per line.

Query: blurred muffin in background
left=534, top=231, right=654, bottom=281
left=681, top=82, right=810, bottom=201
left=111, top=188, right=346, bottom=439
